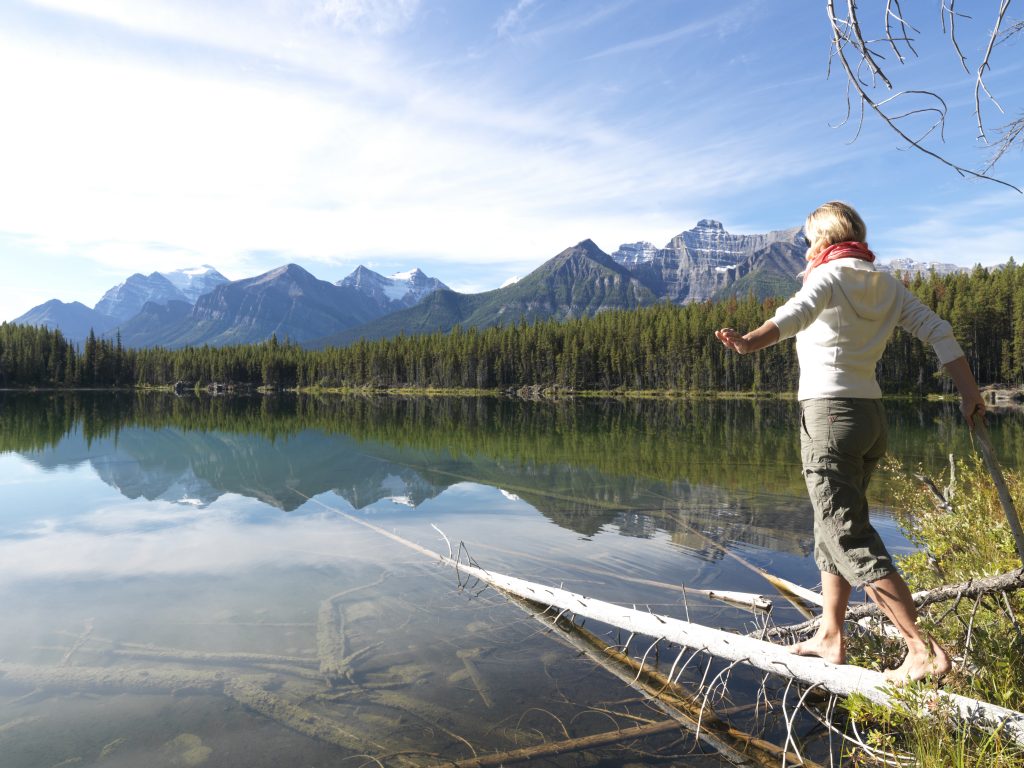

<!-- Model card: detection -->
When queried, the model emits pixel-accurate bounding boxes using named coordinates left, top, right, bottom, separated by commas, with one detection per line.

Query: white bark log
left=447, top=557, right=1024, bottom=747
left=323, top=510, right=1024, bottom=748
left=683, top=588, right=773, bottom=613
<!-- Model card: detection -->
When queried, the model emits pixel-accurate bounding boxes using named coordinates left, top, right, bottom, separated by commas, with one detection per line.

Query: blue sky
left=2, top=0, right=1023, bottom=321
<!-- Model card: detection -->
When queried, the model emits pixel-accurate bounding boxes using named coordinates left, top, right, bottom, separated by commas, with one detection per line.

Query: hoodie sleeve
left=897, top=287, right=964, bottom=364
left=770, top=271, right=834, bottom=340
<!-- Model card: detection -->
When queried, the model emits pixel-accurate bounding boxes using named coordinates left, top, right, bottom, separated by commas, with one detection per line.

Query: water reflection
left=0, top=392, right=1019, bottom=766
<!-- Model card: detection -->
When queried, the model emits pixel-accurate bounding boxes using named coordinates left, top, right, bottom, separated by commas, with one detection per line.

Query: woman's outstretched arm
left=715, top=320, right=780, bottom=355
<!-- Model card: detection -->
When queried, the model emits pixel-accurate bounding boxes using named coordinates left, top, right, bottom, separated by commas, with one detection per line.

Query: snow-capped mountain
left=138, top=263, right=382, bottom=348
left=94, top=272, right=190, bottom=322
left=611, top=241, right=660, bottom=266
left=93, top=266, right=229, bottom=323
left=319, top=239, right=659, bottom=346
left=878, top=258, right=967, bottom=277
left=337, top=266, right=448, bottom=312
left=161, top=265, right=229, bottom=303
left=611, top=219, right=806, bottom=303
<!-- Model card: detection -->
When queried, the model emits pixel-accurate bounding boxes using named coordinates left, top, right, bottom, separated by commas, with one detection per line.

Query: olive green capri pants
left=800, top=398, right=896, bottom=587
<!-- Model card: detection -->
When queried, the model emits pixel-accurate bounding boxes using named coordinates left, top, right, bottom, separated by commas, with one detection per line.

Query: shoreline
left=0, top=384, right=977, bottom=403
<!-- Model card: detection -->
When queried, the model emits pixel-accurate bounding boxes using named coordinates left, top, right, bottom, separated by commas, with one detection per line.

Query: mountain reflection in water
left=4, top=392, right=824, bottom=554
left=0, top=391, right=1018, bottom=767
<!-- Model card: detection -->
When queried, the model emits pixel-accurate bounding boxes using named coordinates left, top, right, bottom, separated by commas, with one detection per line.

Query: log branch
left=449, top=719, right=685, bottom=768
left=766, top=568, right=1024, bottom=637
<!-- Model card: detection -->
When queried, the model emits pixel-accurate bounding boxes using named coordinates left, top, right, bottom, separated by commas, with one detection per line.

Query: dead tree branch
left=825, top=0, right=1023, bottom=191
left=766, top=567, right=1024, bottom=638
left=449, top=719, right=685, bottom=768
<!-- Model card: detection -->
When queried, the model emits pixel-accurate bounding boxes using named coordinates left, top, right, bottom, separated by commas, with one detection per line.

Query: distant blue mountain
left=13, top=299, right=115, bottom=341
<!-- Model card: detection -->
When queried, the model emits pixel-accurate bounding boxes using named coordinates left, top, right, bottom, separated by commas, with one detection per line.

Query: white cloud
left=0, top=0, right=881, bottom=321
left=317, top=0, right=420, bottom=34
left=497, top=1, right=632, bottom=44
left=585, top=6, right=747, bottom=59
left=0, top=7, right=831, bottom=284
left=496, top=0, right=541, bottom=37
left=877, top=194, right=1024, bottom=268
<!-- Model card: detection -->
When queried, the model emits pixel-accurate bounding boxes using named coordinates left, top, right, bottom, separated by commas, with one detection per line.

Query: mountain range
left=12, top=220, right=966, bottom=349
left=15, top=263, right=451, bottom=348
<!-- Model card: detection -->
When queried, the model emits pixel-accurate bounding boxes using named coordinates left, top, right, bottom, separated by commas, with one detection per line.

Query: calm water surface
left=0, top=393, right=1019, bottom=767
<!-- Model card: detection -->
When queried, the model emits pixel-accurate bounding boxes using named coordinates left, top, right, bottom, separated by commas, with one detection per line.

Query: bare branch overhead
left=825, top=0, right=1022, bottom=192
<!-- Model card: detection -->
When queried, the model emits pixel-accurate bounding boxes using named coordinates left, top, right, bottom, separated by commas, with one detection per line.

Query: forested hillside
left=2, top=263, right=1021, bottom=393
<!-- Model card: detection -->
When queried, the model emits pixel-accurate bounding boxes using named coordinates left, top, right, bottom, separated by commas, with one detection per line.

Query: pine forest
left=2, top=263, right=1022, bottom=393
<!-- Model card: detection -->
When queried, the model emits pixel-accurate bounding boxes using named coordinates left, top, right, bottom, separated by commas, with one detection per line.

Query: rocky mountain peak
left=612, top=241, right=659, bottom=266
left=560, top=239, right=610, bottom=264
left=255, top=263, right=314, bottom=285
left=343, top=265, right=377, bottom=283
left=695, top=219, right=724, bottom=230
left=611, top=220, right=806, bottom=304
left=161, top=265, right=228, bottom=302
left=338, top=265, right=448, bottom=312
left=94, top=271, right=188, bottom=322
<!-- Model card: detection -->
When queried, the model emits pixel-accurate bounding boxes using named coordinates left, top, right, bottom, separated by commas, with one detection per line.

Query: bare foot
left=883, top=637, right=951, bottom=683
left=791, top=632, right=845, bottom=665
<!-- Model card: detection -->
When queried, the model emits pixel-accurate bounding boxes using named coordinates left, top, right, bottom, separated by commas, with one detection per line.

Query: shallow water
left=0, top=392, right=1018, bottom=766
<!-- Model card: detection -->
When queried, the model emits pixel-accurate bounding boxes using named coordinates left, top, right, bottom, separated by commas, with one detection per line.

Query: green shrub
left=839, top=456, right=1024, bottom=767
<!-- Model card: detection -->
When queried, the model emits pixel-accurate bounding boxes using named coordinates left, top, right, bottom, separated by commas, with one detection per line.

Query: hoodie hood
left=831, top=262, right=902, bottom=322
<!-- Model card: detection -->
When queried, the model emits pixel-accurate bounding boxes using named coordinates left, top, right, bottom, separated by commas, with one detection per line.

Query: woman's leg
left=864, top=571, right=951, bottom=681
left=792, top=570, right=852, bottom=664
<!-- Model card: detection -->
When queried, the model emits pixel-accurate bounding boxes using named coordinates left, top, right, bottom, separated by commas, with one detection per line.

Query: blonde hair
left=804, top=201, right=867, bottom=253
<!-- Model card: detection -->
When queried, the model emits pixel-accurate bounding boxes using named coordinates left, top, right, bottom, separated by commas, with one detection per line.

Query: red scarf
left=801, top=241, right=875, bottom=282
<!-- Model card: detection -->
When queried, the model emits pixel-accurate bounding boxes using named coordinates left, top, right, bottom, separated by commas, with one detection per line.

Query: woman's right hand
left=961, top=394, right=987, bottom=428
left=943, top=356, right=986, bottom=429
left=715, top=328, right=752, bottom=354
left=715, top=321, right=780, bottom=355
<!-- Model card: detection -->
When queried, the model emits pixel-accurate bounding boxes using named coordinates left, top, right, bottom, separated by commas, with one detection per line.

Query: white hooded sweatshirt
left=770, top=259, right=964, bottom=400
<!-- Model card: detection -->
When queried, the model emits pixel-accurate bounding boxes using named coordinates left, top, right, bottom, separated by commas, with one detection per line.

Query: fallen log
left=53, top=633, right=320, bottom=669
left=316, top=598, right=348, bottom=682
left=300, top=497, right=1024, bottom=750
left=456, top=649, right=492, bottom=709
left=449, top=718, right=685, bottom=768
left=105, top=647, right=319, bottom=669
left=317, top=571, right=391, bottom=684
left=662, top=512, right=822, bottom=618
left=446, top=559, right=1024, bottom=747
left=508, top=552, right=775, bottom=613
left=683, top=588, right=773, bottom=613
left=530, top=604, right=823, bottom=768
left=223, top=678, right=410, bottom=763
left=0, top=662, right=235, bottom=695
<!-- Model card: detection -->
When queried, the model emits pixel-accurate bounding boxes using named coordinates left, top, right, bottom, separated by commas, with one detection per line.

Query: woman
left=715, top=201, right=985, bottom=682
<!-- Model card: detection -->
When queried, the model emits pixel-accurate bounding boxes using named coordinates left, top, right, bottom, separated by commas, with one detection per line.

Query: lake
left=0, top=392, right=1018, bottom=767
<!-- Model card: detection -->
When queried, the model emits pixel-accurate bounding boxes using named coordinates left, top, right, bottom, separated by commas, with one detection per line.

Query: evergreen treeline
left=2, top=263, right=1022, bottom=392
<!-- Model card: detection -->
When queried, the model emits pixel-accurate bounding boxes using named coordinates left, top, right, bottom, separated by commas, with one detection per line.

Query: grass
left=839, top=455, right=1024, bottom=766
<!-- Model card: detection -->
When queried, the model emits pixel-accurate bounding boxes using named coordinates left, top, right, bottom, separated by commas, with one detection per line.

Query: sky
left=1, top=0, right=1023, bottom=321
